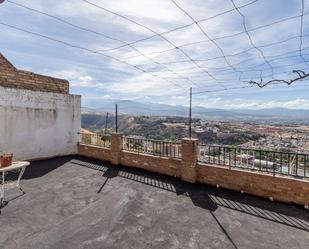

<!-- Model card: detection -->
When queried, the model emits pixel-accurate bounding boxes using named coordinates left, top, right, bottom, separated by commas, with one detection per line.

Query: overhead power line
left=193, top=68, right=309, bottom=92
left=80, top=0, right=225, bottom=88
left=299, top=0, right=308, bottom=64
left=171, top=0, right=242, bottom=76
left=230, top=0, right=274, bottom=77
left=171, top=48, right=309, bottom=74
left=193, top=85, right=253, bottom=94
left=158, top=53, right=309, bottom=76
left=161, top=66, right=306, bottom=85
left=6, top=0, right=199, bottom=88
left=5, top=21, right=299, bottom=88
left=130, top=12, right=309, bottom=66
left=3, top=0, right=308, bottom=92
left=100, top=0, right=259, bottom=53
left=172, top=61, right=308, bottom=80
left=0, top=21, right=187, bottom=91
left=193, top=46, right=309, bottom=72
left=138, top=34, right=308, bottom=67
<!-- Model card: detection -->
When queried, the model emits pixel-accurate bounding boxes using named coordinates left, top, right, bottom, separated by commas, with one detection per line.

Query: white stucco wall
left=0, top=86, right=81, bottom=160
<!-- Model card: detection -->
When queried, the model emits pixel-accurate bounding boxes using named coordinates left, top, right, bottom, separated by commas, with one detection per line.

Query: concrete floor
left=0, top=156, right=308, bottom=249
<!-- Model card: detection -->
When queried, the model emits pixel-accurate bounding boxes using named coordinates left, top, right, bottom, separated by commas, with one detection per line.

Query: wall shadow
left=3, top=156, right=74, bottom=182
left=72, top=156, right=309, bottom=232
left=97, top=166, right=120, bottom=193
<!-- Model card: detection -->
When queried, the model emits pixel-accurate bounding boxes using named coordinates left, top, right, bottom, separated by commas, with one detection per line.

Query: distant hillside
left=81, top=113, right=265, bottom=144
left=82, top=99, right=309, bottom=124
left=81, top=113, right=190, bottom=140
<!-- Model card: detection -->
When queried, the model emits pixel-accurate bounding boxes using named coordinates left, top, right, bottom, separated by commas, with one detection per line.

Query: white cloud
left=210, top=98, right=309, bottom=110
left=1, top=0, right=309, bottom=108
left=47, top=69, right=103, bottom=88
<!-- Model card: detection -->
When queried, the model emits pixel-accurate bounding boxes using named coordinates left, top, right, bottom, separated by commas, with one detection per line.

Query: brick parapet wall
left=78, top=144, right=111, bottom=162
left=0, top=53, right=69, bottom=94
left=197, top=164, right=309, bottom=205
left=77, top=139, right=309, bottom=206
left=121, top=151, right=181, bottom=177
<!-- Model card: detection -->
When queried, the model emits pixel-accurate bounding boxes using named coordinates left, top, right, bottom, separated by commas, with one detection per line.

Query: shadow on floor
left=1, top=156, right=75, bottom=214
left=97, top=166, right=120, bottom=193
left=4, top=156, right=74, bottom=182
left=24, top=156, right=74, bottom=179
left=71, top=156, right=309, bottom=232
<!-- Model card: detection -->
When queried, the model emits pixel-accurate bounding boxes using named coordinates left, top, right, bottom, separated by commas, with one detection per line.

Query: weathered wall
left=0, top=86, right=81, bottom=160
left=197, top=164, right=309, bottom=205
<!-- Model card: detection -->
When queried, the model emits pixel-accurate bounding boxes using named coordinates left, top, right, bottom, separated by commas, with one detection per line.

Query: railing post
left=110, top=133, right=123, bottom=165
left=181, top=138, right=198, bottom=183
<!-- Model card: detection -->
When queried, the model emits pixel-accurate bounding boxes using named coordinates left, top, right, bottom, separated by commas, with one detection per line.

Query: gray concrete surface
left=0, top=156, right=308, bottom=249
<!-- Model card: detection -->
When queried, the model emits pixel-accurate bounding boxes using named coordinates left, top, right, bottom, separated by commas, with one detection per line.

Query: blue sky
left=0, top=0, right=309, bottom=109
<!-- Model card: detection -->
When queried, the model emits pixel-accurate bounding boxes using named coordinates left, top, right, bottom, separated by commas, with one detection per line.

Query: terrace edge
left=78, top=133, right=309, bottom=207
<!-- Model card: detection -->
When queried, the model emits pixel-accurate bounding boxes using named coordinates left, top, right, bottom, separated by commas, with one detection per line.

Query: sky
left=0, top=0, right=309, bottom=110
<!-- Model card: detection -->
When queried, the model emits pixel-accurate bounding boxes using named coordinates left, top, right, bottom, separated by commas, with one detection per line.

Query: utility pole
left=189, top=87, right=192, bottom=139
left=104, top=112, right=109, bottom=134
left=115, top=104, right=118, bottom=133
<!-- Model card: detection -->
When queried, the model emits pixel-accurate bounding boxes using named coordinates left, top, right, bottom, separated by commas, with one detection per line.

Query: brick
left=197, top=164, right=309, bottom=205
left=0, top=53, right=69, bottom=94
left=78, top=144, right=111, bottom=162
left=110, top=133, right=123, bottom=165
left=180, top=138, right=198, bottom=183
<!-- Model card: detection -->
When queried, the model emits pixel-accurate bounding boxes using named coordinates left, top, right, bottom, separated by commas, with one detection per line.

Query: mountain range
left=82, top=99, right=309, bottom=124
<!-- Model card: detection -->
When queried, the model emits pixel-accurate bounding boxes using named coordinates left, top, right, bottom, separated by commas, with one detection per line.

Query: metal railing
left=123, top=137, right=181, bottom=159
left=198, top=144, right=309, bottom=178
left=80, top=133, right=111, bottom=148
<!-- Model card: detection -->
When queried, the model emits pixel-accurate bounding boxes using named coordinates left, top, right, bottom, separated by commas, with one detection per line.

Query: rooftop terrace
left=0, top=156, right=308, bottom=249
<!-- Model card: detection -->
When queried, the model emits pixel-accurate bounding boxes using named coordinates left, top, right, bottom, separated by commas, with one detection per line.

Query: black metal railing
left=198, top=144, right=309, bottom=178
left=80, top=133, right=111, bottom=148
left=123, top=137, right=181, bottom=159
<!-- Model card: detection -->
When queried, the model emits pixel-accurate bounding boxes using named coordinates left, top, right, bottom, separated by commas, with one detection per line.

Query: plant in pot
left=0, top=152, right=13, bottom=167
